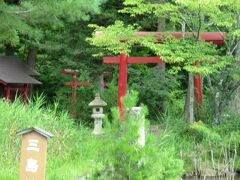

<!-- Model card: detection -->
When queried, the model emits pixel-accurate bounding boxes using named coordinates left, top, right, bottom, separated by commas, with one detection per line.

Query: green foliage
left=88, top=21, right=154, bottom=55
left=0, top=97, right=77, bottom=178
left=88, top=23, right=231, bottom=75
left=0, top=0, right=107, bottom=49
left=143, top=36, right=233, bottom=74
left=188, top=121, right=221, bottom=143
left=0, top=94, right=185, bottom=179
left=93, top=91, right=184, bottom=179
left=129, top=65, right=184, bottom=118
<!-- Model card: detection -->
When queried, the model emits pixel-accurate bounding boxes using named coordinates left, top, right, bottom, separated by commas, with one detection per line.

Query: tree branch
left=7, top=8, right=35, bottom=15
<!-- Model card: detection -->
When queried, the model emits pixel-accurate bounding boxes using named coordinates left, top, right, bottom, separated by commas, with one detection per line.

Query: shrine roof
left=0, top=56, right=42, bottom=85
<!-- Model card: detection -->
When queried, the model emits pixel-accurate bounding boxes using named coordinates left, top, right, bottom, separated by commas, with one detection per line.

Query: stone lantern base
left=92, top=118, right=104, bottom=135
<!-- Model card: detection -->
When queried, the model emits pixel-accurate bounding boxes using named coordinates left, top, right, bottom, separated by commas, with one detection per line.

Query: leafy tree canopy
left=88, top=20, right=232, bottom=74
left=0, top=0, right=107, bottom=49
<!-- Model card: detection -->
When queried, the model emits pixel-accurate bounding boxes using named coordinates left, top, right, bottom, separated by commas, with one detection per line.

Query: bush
left=93, top=91, right=184, bottom=180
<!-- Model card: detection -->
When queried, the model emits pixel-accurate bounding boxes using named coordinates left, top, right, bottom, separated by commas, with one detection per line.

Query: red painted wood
left=62, top=69, right=80, bottom=75
left=65, top=81, right=92, bottom=86
left=72, top=76, right=77, bottom=117
left=118, top=53, right=128, bottom=119
left=103, top=57, right=119, bottom=64
left=5, top=86, right=10, bottom=100
left=194, top=61, right=202, bottom=105
left=63, top=69, right=93, bottom=118
left=133, top=32, right=226, bottom=44
left=127, top=56, right=164, bottom=64
left=23, top=84, right=29, bottom=103
left=4, top=85, right=30, bottom=103
left=104, top=56, right=164, bottom=64
left=104, top=55, right=165, bottom=115
left=8, top=87, right=28, bottom=91
left=96, top=31, right=226, bottom=44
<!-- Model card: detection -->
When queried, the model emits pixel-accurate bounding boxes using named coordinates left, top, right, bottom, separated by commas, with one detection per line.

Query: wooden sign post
left=17, top=127, right=53, bottom=180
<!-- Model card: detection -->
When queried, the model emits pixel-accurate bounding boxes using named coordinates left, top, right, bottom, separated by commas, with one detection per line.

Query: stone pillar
left=131, top=107, right=145, bottom=147
left=93, top=118, right=103, bottom=135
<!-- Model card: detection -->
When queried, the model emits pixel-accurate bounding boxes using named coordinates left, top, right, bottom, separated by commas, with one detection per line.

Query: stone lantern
left=89, top=94, right=107, bottom=135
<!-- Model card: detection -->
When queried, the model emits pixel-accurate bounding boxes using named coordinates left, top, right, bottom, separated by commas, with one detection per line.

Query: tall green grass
left=0, top=97, right=104, bottom=179
left=2, top=94, right=239, bottom=179
left=0, top=95, right=185, bottom=180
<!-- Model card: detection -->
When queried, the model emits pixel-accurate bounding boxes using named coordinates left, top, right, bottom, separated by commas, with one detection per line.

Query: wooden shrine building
left=0, top=56, right=41, bottom=102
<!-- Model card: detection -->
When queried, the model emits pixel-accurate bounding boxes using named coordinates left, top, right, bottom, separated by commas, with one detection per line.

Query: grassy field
left=1, top=96, right=240, bottom=179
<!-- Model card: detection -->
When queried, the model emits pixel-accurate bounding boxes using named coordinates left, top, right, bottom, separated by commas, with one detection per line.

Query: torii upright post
left=194, top=61, right=202, bottom=105
left=62, top=69, right=92, bottom=118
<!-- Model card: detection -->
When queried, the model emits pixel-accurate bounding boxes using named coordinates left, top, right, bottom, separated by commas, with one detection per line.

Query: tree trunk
left=27, top=49, right=37, bottom=69
left=27, top=49, right=37, bottom=95
left=184, top=72, right=195, bottom=123
left=229, top=47, right=240, bottom=113
left=214, top=91, right=221, bottom=124
left=97, top=73, right=104, bottom=94
left=206, top=75, right=221, bottom=124
left=181, top=21, right=194, bottom=123
left=157, top=1, right=166, bottom=111
left=5, top=44, right=15, bottom=56
left=157, top=16, right=166, bottom=75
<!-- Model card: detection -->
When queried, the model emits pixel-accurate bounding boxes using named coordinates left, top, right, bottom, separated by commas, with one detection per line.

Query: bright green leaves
left=143, top=35, right=232, bottom=74
left=88, top=21, right=154, bottom=55
left=88, top=20, right=231, bottom=74
left=120, top=0, right=154, bottom=17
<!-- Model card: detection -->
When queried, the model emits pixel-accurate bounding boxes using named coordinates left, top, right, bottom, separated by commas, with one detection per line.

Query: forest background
left=1, top=0, right=240, bottom=179
left=1, top=0, right=240, bottom=124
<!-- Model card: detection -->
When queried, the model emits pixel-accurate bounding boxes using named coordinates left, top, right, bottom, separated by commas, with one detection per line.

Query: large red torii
left=98, top=32, right=226, bottom=116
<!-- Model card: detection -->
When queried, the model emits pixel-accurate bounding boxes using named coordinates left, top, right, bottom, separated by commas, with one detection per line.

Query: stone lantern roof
left=89, top=94, right=107, bottom=107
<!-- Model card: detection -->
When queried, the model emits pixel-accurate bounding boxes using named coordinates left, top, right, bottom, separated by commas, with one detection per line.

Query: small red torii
left=99, top=32, right=226, bottom=117
left=62, top=69, right=92, bottom=117
left=62, top=69, right=112, bottom=118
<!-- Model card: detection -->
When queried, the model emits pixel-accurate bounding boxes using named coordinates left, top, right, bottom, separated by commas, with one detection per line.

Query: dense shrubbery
left=92, top=92, right=184, bottom=179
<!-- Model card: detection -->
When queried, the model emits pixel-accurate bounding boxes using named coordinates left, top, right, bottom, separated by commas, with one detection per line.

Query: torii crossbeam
left=101, top=32, right=226, bottom=118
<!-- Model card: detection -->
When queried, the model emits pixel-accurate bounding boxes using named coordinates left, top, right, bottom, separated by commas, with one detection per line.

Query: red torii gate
left=62, top=69, right=112, bottom=117
left=104, top=55, right=164, bottom=112
left=100, top=32, right=226, bottom=116
left=62, top=69, right=92, bottom=117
